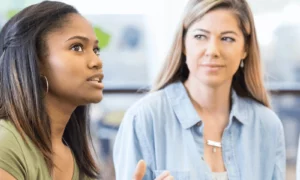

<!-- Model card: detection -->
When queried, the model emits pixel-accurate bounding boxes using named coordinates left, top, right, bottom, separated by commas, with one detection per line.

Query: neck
left=45, top=95, right=76, bottom=146
left=183, top=76, right=232, bottom=126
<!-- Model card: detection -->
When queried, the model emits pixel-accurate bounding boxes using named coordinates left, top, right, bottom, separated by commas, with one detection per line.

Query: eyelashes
left=71, top=43, right=100, bottom=56
left=93, top=47, right=100, bottom=56
left=193, top=35, right=236, bottom=43
left=221, top=37, right=235, bottom=42
left=194, top=35, right=206, bottom=40
left=71, top=44, right=84, bottom=52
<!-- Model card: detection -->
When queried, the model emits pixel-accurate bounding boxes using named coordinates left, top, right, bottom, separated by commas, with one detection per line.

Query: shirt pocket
left=154, top=170, right=190, bottom=180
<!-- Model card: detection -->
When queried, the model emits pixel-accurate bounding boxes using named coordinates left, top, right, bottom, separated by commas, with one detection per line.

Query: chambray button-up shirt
left=297, top=136, right=300, bottom=180
left=113, top=81, right=286, bottom=180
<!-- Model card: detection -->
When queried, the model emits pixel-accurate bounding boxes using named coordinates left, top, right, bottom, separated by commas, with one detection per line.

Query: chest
left=152, top=124, right=275, bottom=180
left=52, top=150, right=74, bottom=180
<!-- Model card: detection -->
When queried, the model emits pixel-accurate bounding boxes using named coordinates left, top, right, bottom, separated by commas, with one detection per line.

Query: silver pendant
left=207, top=140, right=221, bottom=153
left=207, top=140, right=222, bottom=147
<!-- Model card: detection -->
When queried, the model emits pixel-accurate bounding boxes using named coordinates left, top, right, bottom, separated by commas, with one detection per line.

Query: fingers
left=132, top=160, right=147, bottom=180
left=163, top=176, right=174, bottom=180
left=133, top=161, right=174, bottom=180
left=154, top=171, right=174, bottom=180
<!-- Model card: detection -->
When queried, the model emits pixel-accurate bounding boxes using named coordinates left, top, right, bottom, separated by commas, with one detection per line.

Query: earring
left=40, top=75, right=49, bottom=96
left=240, top=60, right=244, bottom=68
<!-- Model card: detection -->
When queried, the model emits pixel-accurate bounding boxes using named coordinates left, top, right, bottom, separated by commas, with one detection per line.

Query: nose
left=205, top=37, right=220, bottom=59
left=88, top=52, right=102, bottom=70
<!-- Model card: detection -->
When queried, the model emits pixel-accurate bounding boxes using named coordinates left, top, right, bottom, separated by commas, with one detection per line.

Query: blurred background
left=1, top=0, right=300, bottom=179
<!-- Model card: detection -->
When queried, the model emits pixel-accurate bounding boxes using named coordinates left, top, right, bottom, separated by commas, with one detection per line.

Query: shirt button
left=228, top=155, right=231, bottom=161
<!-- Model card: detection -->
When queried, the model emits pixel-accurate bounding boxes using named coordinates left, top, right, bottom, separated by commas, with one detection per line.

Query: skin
left=183, top=8, right=247, bottom=172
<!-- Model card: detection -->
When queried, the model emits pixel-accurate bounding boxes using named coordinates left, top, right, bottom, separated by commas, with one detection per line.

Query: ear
left=38, top=58, right=48, bottom=76
left=38, top=61, right=45, bottom=75
left=242, top=51, right=247, bottom=60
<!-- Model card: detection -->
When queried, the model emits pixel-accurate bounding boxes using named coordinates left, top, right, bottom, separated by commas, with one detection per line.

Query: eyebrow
left=66, top=35, right=99, bottom=45
left=193, top=28, right=239, bottom=36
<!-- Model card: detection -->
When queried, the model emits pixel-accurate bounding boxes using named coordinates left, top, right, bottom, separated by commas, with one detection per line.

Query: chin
left=91, top=95, right=103, bottom=103
left=199, top=77, right=225, bottom=88
left=84, top=93, right=104, bottom=104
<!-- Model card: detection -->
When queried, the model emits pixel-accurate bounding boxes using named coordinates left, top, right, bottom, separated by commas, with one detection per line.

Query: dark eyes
left=93, top=47, right=100, bottom=56
left=71, top=44, right=100, bottom=56
left=71, top=44, right=83, bottom=52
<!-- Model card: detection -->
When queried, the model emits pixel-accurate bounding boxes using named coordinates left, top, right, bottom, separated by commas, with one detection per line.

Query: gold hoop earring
left=40, top=75, right=49, bottom=96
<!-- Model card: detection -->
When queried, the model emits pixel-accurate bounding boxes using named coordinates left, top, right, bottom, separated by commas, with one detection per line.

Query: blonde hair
left=152, top=0, right=270, bottom=107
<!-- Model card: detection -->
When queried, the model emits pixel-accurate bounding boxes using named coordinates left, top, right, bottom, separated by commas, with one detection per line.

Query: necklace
left=206, top=139, right=222, bottom=153
left=203, top=135, right=222, bottom=153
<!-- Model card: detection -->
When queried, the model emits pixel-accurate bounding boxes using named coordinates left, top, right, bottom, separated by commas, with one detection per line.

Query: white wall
left=59, top=0, right=189, bottom=84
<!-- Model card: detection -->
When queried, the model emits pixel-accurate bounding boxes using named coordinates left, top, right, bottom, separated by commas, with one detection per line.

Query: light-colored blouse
left=114, top=81, right=286, bottom=180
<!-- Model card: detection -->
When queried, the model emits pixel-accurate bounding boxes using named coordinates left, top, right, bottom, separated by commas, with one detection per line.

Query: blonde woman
left=114, top=0, right=286, bottom=179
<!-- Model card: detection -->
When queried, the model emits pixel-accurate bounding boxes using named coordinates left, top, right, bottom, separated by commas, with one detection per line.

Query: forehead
left=189, top=9, right=241, bottom=33
left=47, top=13, right=97, bottom=41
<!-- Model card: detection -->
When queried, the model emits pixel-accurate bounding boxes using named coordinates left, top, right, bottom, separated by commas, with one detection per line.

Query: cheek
left=186, top=57, right=198, bottom=74
left=224, top=50, right=243, bottom=70
left=227, top=61, right=241, bottom=78
left=46, top=53, right=84, bottom=89
left=185, top=50, right=204, bottom=74
left=185, top=40, right=203, bottom=56
left=223, top=58, right=242, bottom=79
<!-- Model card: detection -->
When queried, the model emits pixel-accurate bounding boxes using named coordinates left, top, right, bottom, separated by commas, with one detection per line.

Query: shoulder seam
left=0, top=123, right=28, bottom=176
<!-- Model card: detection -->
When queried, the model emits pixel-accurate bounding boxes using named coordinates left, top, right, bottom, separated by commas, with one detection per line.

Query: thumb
left=132, top=160, right=147, bottom=180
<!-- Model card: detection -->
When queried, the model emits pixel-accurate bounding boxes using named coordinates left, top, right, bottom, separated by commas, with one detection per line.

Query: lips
left=87, top=73, right=104, bottom=83
left=200, top=61, right=225, bottom=67
left=201, top=64, right=225, bottom=67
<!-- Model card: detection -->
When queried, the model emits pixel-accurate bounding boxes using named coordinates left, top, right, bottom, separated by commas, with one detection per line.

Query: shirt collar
left=164, top=81, right=249, bottom=129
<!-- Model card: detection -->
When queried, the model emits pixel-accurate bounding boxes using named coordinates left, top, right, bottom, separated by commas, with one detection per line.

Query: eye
left=221, top=37, right=235, bottom=42
left=93, top=47, right=100, bottom=56
left=194, top=34, right=206, bottom=40
left=71, top=44, right=84, bottom=52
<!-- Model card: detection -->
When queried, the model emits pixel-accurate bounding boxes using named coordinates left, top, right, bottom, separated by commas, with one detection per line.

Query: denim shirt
left=113, top=81, right=286, bottom=180
left=297, top=136, right=300, bottom=180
